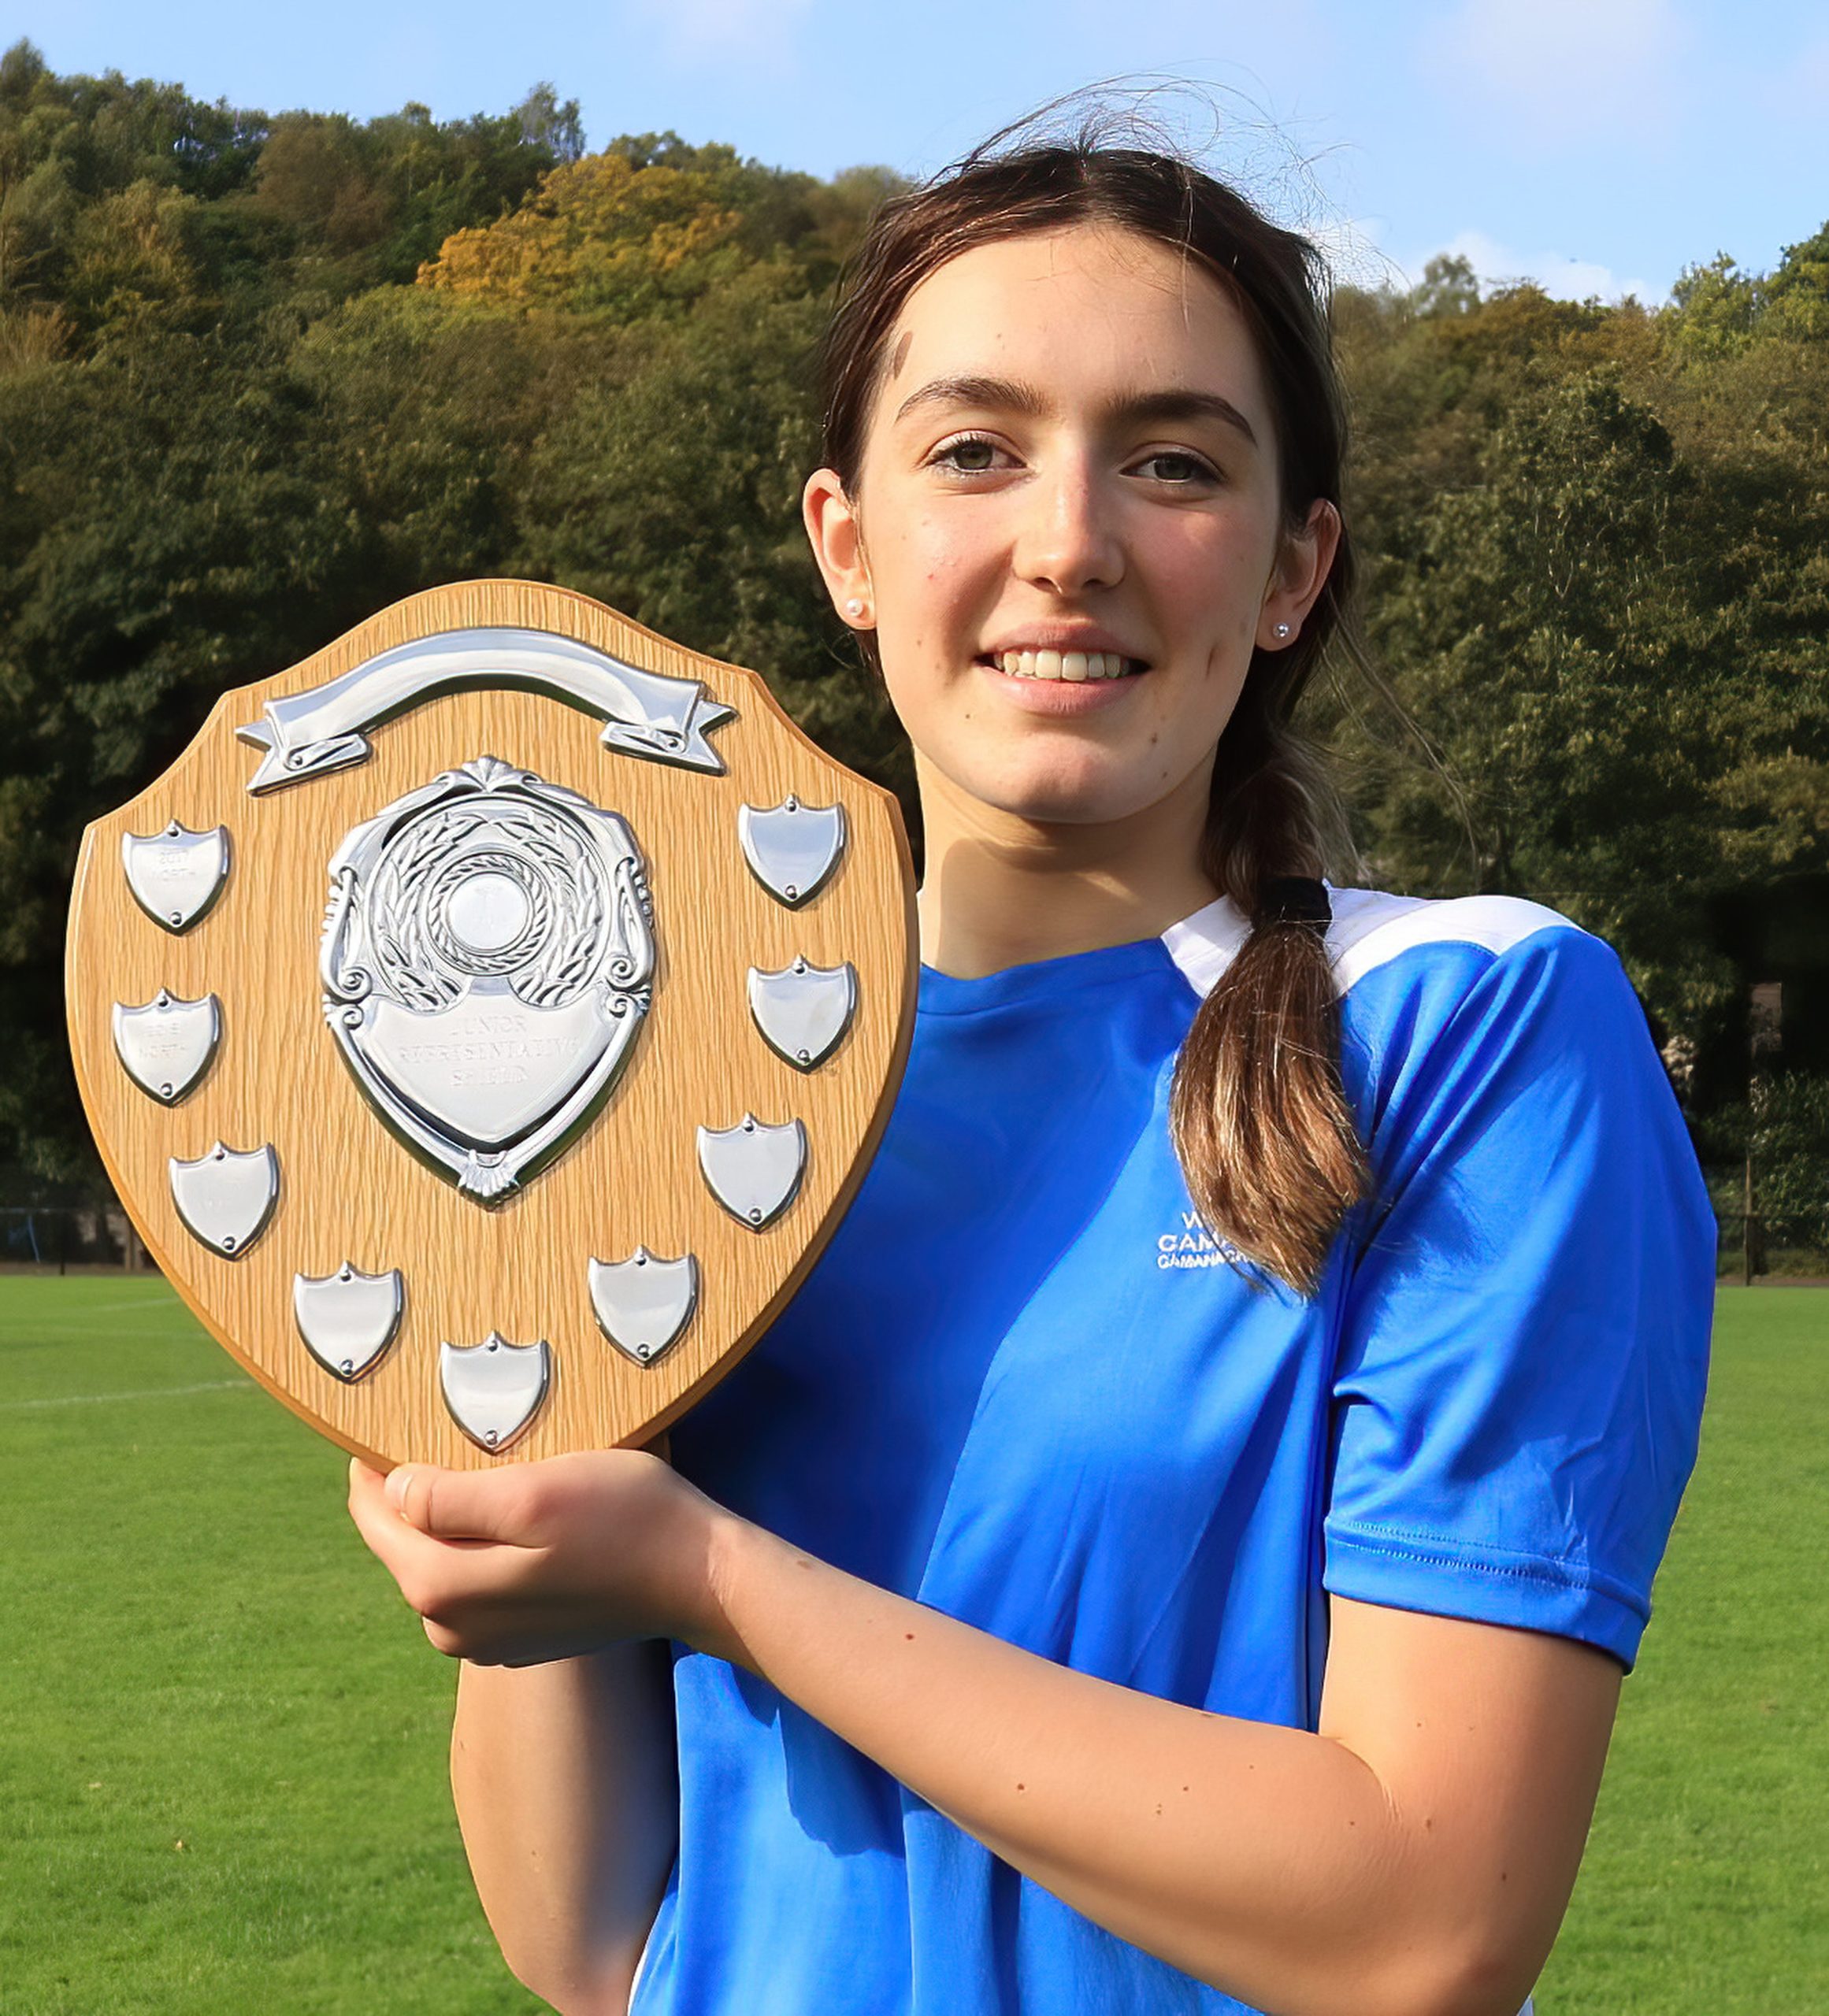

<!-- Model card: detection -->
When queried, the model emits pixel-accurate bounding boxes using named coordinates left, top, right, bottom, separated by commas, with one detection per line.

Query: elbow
left=1359, top=1929, right=1542, bottom=2016
left=495, top=1940, right=640, bottom=2016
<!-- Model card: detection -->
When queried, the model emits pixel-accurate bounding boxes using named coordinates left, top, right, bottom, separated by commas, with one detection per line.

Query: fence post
left=1742, top=1154, right=1755, bottom=1286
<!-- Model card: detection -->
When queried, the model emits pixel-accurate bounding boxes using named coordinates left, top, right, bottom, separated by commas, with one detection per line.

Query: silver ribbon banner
left=236, top=626, right=736, bottom=794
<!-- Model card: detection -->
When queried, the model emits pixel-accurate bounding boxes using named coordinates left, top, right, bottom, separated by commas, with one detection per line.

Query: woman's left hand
left=347, top=1449, right=733, bottom=1666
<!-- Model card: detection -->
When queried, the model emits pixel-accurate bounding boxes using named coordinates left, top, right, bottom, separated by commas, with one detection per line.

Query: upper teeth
left=997, top=650, right=1136, bottom=682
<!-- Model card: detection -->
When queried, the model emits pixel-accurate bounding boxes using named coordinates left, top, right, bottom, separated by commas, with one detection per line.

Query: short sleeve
left=1324, top=921, right=1714, bottom=1670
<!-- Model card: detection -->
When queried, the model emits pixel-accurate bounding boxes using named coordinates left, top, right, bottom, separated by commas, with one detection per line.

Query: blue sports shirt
left=636, top=890, right=1715, bottom=2016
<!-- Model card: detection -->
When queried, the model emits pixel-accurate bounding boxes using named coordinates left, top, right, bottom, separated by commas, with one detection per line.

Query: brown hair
left=816, top=131, right=1369, bottom=1293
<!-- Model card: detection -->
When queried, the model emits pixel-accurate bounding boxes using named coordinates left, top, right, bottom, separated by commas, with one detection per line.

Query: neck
left=914, top=760, right=1220, bottom=979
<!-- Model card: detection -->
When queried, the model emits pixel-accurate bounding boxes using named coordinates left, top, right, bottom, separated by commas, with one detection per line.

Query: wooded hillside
left=3, top=41, right=1824, bottom=1222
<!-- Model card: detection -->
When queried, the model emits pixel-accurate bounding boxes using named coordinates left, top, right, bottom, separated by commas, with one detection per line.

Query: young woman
left=350, top=134, right=1713, bottom=2016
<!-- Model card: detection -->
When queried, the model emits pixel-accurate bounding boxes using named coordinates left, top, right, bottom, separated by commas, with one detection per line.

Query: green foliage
left=0, top=38, right=1823, bottom=1177
left=1750, top=1071, right=1829, bottom=1221
left=0, top=39, right=568, bottom=324
left=1356, top=367, right=1746, bottom=1025
left=508, top=269, right=904, bottom=791
left=1671, top=224, right=1829, bottom=354
left=416, top=130, right=899, bottom=318
left=1340, top=254, right=1829, bottom=1061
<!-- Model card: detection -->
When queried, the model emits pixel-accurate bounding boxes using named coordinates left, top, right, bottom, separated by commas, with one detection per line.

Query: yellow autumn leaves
left=418, top=150, right=749, bottom=317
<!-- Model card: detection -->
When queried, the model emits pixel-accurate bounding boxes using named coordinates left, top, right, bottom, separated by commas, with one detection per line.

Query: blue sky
left=15, top=0, right=1828, bottom=303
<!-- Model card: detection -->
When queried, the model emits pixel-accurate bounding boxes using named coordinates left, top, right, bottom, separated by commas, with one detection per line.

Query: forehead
left=880, top=223, right=1265, bottom=413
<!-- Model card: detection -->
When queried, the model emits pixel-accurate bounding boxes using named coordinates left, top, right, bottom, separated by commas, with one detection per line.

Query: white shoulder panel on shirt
left=1161, top=888, right=1582, bottom=1002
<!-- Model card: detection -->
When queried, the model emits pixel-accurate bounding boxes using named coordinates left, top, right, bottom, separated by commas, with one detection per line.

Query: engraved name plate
left=121, top=822, right=231, bottom=932
left=112, top=989, right=221, bottom=1104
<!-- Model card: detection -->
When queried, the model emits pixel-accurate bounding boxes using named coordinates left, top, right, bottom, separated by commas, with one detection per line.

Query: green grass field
left=0, top=1279, right=1822, bottom=2013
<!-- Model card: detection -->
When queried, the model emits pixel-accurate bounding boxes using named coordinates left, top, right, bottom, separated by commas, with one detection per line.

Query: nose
left=1011, top=458, right=1125, bottom=597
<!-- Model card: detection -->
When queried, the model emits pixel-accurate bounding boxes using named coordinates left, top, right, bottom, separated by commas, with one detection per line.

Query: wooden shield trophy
left=66, top=582, right=916, bottom=1468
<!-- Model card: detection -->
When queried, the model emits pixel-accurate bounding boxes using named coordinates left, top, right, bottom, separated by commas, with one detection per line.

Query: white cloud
left=1399, top=227, right=1660, bottom=304
left=626, top=0, right=816, bottom=57
left=1428, top=0, right=1689, bottom=146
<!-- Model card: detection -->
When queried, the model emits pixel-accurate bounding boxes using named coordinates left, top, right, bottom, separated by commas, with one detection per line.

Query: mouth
left=978, top=649, right=1148, bottom=683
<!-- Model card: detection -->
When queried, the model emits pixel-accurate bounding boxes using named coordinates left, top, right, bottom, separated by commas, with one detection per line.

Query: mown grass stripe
left=0, top=1377, right=253, bottom=1411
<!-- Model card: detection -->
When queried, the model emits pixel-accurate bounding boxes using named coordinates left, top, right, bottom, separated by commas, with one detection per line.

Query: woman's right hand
left=347, top=1449, right=735, bottom=1667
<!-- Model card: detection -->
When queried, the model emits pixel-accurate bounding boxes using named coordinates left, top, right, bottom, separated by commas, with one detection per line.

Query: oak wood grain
left=67, top=580, right=917, bottom=1469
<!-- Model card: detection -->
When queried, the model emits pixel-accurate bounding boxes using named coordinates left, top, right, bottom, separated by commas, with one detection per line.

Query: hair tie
left=1259, top=876, right=1331, bottom=932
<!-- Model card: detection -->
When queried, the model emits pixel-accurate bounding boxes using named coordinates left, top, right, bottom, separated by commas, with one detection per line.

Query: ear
left=1256, top=498, right=1341, bottom=653
left=802, top=467, right=874, bottom=628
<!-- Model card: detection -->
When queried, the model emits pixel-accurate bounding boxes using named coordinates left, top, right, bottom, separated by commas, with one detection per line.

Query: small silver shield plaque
left=112, top=988, right=222, bottom=1104
left=440, top=1332, right=552, bottom=1451
left=739, top=797, right=847, bottom=908
left=294, top=1263, right=404, bottom=1383
left=121, top=821, right=231, bottom=932
left=321, top=756, right=655, bottom=1203
left=588, top=1247, right=699, bottom=1366
left=697, top=1115, right=807, bottom=1228
left=169, top=1141, right=280, bottom=1258
left=748, top=958, right=857, bottom=1072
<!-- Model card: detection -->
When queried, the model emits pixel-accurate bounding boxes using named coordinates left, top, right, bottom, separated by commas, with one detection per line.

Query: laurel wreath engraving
left=332, top=789, right=651, bottom=1015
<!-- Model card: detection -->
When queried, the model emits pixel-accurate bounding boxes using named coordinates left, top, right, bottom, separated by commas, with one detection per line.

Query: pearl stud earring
left=1272, top=622, right=1293, bottom=641
left=845, top=598, right=865, bottom=617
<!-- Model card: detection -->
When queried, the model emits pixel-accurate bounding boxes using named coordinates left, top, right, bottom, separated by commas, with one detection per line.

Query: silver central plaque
left=321, top=755, right=655, bottom=1203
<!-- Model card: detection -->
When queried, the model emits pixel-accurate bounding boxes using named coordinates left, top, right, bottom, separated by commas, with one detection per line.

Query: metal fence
left=1712, top=1211, right=1829, bottom=1284
left=0, top=1203, right=148, bottom=1272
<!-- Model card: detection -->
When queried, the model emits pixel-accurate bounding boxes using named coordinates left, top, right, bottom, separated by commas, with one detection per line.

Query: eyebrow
left=892, top=373, right=1259, bottom=448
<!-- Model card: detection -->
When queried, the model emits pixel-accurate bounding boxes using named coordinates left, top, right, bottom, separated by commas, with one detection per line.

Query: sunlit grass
left=1, top=1277, right=1820, bottom=2010
left=1540, top=1288, right=1828, bottom=2013
left=0, top=1275, right=538, bottom=2014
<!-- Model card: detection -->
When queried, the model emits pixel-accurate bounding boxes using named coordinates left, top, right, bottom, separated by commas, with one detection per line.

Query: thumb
left=385, top=1462, right=532, bottom=1544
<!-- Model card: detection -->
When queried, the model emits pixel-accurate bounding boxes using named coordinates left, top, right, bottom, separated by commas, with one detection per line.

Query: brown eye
left=1135, top=451, right=1218, bottom=484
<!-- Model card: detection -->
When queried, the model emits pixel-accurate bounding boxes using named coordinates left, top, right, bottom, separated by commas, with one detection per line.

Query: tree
left=514, top=83, right=584, bottom=165
left=1355, top=370, right=1757, bottom=1037
left=510, top=269, right=907, bottom=795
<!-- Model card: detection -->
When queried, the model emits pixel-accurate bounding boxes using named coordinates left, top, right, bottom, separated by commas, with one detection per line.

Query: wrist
left=677, top=1491, right=772, bottom=1668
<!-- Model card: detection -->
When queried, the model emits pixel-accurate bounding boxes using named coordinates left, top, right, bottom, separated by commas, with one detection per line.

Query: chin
left=972, top=769, right=1147, bottom=829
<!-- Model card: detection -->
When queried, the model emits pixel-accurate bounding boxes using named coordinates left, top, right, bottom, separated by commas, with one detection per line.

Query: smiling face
left=804, top=222, right=1337, bottom=851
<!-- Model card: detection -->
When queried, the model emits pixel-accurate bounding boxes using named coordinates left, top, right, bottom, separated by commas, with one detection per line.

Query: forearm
left=354, top=1448, right=1608, bottom=2016
left=451, top=1642, right=678, bottom=2016
left=705, top=1516, right=1601, bottom=2016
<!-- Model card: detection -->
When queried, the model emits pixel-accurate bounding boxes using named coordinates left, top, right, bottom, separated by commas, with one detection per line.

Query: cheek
left=877, top=506, right=1000, bottom=603
left=1147, top=520, right=1274, bottom=660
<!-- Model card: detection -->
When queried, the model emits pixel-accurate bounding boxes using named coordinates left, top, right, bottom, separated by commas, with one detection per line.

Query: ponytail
left=1168, top=711, right=1370, bottom=1297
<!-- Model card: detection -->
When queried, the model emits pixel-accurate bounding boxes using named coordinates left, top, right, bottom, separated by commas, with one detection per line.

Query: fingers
left=347, top=1457, right=511, bottom=1576
left=384, top=1462, right=538, bottom=1544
